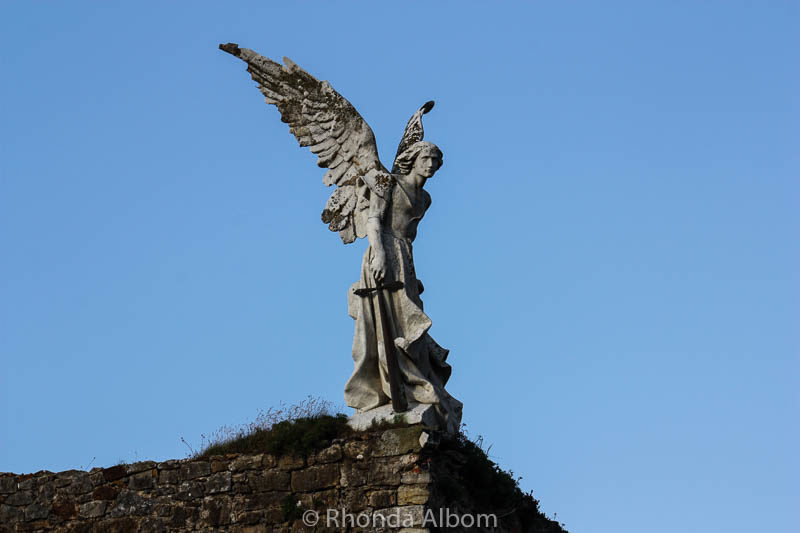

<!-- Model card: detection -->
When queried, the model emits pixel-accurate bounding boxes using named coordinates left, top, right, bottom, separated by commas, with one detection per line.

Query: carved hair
left=393, top=141, right=443, bottom=175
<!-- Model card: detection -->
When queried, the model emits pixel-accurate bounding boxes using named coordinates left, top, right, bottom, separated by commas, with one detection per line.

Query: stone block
left=52, top=499, right=78, bottom=519
left=314, top=444, right=343, bottom=464
left=343, top=440, right=370, bottom=459
left=4, top=490, right=32, bottom=506
left=79, top=500, right=107, bottom=518
left=398, top=484, right=429, bottom=505
left=277, top=454, right=305, bottom=471
left=102, top=465, right=127, bottom=483
left=248, top=470, right=289, bottom=492
left=230, top=455, right=263, bottom=472
left=128, top=471, right=155, bottom=490
left=93, top=484, right=121, bottom=500
left=175, top=481, right=204, bottom=501
left=205, top=472, right=232, bottom=494
left=0, top=477, right=16, bottom=494
left=368, top=489, right=396, bottom=507
left=125, top=461, right=157, bottom=475
left=373, top=427, right=423, bottom=457
left=158, top=468, right=180, bottom=485
left=401, top=468, right=431, bottom=484
left=291, top=463, right=339, bottom=491
left=180, top=462, right=210, bottom=480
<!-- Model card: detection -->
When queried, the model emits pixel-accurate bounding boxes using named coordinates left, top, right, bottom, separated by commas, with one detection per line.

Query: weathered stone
left=343, top=440, right=370, bottom=459
left=373, top=427, right=424, bottom=457
left=401, top=468, right=431, bottom=484
left=368, top=489, right=396, bottom=507
left=158, top=468, right=180, bottom=485
left=108, top=489, right=152, bottom=517
left=63, top=474, right=93, bottom=496
left=24, top=501, right=50, bottom=521
left=175, top=481, right=204, bottom=501
left=93, top=484, right=121, bottom=500
left=156, top=460, right=181, bottom=470
left=125, top=461, right=157, bottom=475
left=211, top=460, right=228, bottom=473
left=232, top=526, right=268, bottom=533
left=373, top=505, right=425, bottom=528
left=0, top=504, right=23, bottom=523
left=79, top=500, right=107, bottom=518
left=291, top=463, right=339, bottom=491
left=314, top=444, right=343, bottom=464
left=128, top=470, right=155, bottom=490
left=205, top=472, right=232, bottom=494
left=201, top=497, right=231, bottom=527
left=398, top=484, right=429, bottom=505
left=4, top=490, right=32, bottom=506
left=16, top=475, right=36, bottom=491
left=0, top=477, right=16, bottom=494
left=231, top=454, right=263, bottom=472
left=180, top=462, right=210, bottom=480
left=102, top=465, right=127, bottom=483
left=52, top=498, right=78, bottom=519
left=248, top=470, right=289, bottom=492
left=277, top=454, right=304, bottom=471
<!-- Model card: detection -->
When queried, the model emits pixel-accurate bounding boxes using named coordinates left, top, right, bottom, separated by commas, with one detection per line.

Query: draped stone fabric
left=344, top=185, right=462, bottom=433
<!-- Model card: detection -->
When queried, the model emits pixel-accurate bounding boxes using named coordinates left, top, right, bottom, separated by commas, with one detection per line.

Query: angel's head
left=395, top=141, right=443, bottom=178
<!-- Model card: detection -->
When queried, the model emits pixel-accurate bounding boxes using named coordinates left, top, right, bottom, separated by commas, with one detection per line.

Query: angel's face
left=413, top=150, right=442, bottom=178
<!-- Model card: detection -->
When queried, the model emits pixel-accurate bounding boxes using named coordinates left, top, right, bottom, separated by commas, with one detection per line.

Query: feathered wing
left=391, top=100, right=434, bottom=173
left=219, top=43, right=390, bottom=244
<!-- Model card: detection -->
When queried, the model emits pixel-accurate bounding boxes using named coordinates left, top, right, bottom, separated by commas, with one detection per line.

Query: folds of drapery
left=344, top=236, right=462, bottom=433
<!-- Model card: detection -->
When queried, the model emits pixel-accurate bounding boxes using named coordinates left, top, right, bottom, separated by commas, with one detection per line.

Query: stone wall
left=0, top=426, right=566, bottom=532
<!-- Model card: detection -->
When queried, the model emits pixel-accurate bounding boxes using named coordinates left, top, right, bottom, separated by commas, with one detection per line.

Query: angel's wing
left=220, top=43, right=389, bottom=244
left=391, top=100, right=434, bottom=173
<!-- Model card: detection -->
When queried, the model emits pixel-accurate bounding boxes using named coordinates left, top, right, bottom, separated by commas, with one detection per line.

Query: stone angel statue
left=220, top=43, right=462, bottom=433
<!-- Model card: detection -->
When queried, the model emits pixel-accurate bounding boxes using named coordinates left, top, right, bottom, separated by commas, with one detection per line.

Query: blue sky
left=1, top=2, right=798, bottom=532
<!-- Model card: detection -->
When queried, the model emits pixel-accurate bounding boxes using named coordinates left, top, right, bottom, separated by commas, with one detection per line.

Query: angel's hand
left=370, top=252, right=388, bottom=282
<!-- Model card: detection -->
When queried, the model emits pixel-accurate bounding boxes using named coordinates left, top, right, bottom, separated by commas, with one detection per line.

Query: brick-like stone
left=4, top=490, right=32, bottom=506
left=79, top=500, right=107, bottom=518
left=180, top=462, right=210, bottom=480
left=373, top=427, right=423, bottom=457
left=291, top=463, right=339, bottom=491
left=0, top=477, right=16, bottom=494
left=25, top=502, right=50, bottom=521
left=373, top=505, right=424, bottom=528
left=248, top=470, right=290, bottom=492
left=231, top=454, right=263, bottom=472
left=102, top=465, right=127, bottom=483
left=401, top=469, right=431, bottom=484
left=368, top=489, right=396, bottom=507
left=128, top=470, right=155, bottom=490
left=205, top=472, right=232, bottom=494
left=277, top=454, right=305, bottom=471
left=398, top=484, right=429, bottom=505
left=52, top=499, right=78, bottom=519
left=158, top=468, right=180, bottom=485
left=343, top=440, right=370, bottom=459
left=175, top=481, right=204, bottom=501
left=93, top=483, right=122, bottom=500
left=125, top=461, right=157, bottom=475
left=314, top=444, right=343, bottom=464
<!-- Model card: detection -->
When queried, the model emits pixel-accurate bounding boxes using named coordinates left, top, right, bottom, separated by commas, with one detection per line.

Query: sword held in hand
left=353, top=280, right=409, bottom=413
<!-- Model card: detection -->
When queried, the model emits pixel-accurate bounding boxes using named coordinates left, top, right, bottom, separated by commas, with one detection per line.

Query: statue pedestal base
left=347, top=402, right=439, bottom=431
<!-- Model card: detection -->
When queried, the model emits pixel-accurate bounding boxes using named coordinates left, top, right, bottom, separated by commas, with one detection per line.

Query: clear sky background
left=1, top=2, right=797, bottom=532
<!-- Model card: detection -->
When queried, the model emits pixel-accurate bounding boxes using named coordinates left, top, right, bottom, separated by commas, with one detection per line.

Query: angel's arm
left=367, top=192, right=389, bottom=282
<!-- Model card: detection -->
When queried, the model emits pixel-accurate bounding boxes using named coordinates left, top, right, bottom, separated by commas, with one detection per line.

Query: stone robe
left=343, top=175, right=462, bottom=433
